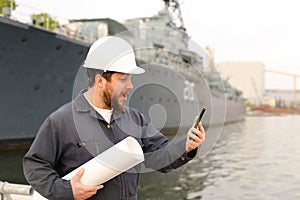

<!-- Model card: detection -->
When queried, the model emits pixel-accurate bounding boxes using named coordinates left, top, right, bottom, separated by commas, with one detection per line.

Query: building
left=265, top=89, right=300, bottom=108
left=216, top=61, right=265, bottom=105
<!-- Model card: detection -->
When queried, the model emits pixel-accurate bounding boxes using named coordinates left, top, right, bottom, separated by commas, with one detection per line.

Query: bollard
left=0, top=181, right=33, bottom=200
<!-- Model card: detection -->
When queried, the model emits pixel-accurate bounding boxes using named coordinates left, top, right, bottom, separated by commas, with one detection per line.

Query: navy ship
left=0, top=0, right=245, bottom=148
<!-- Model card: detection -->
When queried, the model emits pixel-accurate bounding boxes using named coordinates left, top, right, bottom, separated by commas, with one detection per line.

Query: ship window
left=34, top=84, right=40, bottom=91
left=56, top=45, right=62, bottom=50
left=21, top=38, right=27, bottom=43
left=97, top=22, right=108, bottom=38
left=153, top=43, right=164, bottom=49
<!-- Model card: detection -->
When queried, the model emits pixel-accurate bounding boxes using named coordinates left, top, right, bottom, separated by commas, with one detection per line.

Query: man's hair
left=86, top=69, right=115, bottom=87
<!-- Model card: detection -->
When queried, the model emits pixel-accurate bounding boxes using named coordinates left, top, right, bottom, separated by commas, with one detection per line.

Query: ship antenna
left=163, top=0, right=186, bottom=30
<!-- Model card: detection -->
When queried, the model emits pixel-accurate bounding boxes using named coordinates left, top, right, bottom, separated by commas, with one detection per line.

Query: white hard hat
left=83, top=36, right=145, bottom=74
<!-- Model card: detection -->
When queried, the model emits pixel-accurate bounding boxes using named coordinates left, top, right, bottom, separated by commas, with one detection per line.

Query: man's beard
left=103, top=88, right=124, bottom=111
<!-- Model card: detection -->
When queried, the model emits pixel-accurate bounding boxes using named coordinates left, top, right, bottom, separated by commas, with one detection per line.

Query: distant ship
left=0, top=0, right=245, bottom=148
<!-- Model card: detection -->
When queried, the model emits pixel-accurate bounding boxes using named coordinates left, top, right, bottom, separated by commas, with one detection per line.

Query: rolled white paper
left=63, top=136, right=144, bottom=185
left=33, top=136, right=144, bottom=200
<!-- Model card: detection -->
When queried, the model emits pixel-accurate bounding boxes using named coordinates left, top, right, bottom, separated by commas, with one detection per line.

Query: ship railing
left=0, top=181, right=32, bottom=200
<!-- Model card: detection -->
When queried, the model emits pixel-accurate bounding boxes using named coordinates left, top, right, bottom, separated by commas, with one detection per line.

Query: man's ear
left=95, top=74, right=105, bottom=88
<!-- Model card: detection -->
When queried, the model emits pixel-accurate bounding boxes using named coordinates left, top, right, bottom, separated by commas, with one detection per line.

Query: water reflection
left=0, top=149, right=28, bottom=184
left=139, top=115, right=300, bottom=199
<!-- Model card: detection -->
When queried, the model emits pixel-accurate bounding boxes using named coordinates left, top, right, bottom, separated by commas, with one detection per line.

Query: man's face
left=103, top=73, right=133, bottom=111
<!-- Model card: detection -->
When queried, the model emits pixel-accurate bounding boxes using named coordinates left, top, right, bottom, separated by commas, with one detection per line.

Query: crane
left=265, top=69, right=300, bottom=107
left=251, top=77, right=261, bottom=106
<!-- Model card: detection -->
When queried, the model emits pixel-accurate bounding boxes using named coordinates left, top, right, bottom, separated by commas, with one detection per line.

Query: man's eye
left=120, top=77, right=129, bottom=82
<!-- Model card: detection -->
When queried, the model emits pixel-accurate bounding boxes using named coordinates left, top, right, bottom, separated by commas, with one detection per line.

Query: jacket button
left=181, top=156, right=185, bottom=161
left=107, top=124, right=111, bottom=129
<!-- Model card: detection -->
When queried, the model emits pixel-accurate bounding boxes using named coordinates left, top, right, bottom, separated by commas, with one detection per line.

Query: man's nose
left=127, top=78, right=133, bottom=90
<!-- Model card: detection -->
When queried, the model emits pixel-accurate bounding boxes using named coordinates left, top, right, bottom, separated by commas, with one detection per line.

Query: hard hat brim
left=121, top=65, right=145, bottom=74
left=83, top=64, right=145, bottom=74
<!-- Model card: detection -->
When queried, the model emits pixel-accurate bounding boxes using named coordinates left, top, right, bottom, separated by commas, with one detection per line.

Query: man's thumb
left=74, top=168, right=85, bottom=180
left=192, top=115, right=198, bottom=128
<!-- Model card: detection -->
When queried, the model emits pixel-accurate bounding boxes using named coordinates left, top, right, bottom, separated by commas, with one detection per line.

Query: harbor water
left=1, top=115, right=300, bottom=199
left=138, top=115, right=300, bottom=199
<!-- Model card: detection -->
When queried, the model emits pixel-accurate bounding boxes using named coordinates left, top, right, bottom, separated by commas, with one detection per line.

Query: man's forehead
left=113, top=72, right=131, bottom=78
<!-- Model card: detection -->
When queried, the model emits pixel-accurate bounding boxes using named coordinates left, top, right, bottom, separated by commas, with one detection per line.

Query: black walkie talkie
left=194, top=107, right=206, bottom=129
left=189, top=107, right=206, bottom=140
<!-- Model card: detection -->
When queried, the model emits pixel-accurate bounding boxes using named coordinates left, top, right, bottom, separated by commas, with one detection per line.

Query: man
left=23, top=36, right=206, bottom=200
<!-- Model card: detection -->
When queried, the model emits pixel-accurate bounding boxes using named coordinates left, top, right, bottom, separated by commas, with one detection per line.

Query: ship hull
left=0, top=16, right=89, bottom=142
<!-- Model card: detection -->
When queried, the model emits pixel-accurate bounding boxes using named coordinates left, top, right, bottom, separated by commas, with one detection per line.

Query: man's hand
left=70, top=168, right=104, bottom=200
left=186, top=116, right=206, bottom=153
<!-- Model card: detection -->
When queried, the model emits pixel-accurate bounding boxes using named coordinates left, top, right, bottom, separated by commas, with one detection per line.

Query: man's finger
left=191, top=130, right=202, bottom=142
left=198, top=122, right=205, bottom=133
left=188, top=127, right=198, bottom=140
left=192, top=115, right=198, bottom=129
left=85, top=185, right=104, bottom=193
left=73, top=168, right=85, bottom=181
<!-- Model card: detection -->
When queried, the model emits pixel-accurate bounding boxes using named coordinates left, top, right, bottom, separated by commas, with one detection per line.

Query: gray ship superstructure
left=0, top=0, right=245, bottom=147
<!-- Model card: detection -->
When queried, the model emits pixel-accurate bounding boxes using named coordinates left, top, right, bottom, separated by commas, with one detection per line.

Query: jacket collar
left=73, top=89, right=123, bottom=121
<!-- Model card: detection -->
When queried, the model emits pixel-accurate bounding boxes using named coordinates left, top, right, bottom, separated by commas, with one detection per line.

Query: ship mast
left=163, top=0, right=186, bottom=31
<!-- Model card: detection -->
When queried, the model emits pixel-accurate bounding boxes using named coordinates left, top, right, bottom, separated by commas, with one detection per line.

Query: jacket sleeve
left=141, top=116, right=198, bottom=173
left=23, top=116, right=74, bottom=200
left=156, top=138, right=198, bottom=173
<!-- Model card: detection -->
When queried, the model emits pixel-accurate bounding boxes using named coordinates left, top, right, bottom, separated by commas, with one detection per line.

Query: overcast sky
left=14, top=0, right=300, bottom=89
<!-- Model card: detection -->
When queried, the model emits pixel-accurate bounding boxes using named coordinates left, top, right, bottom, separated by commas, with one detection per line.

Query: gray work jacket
left=23, top=90, right=197, bottom=200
